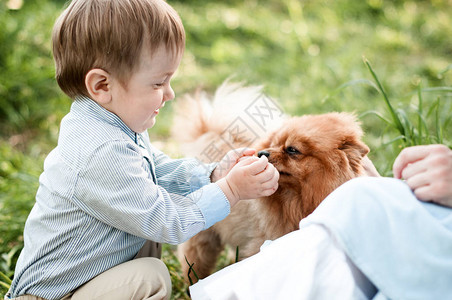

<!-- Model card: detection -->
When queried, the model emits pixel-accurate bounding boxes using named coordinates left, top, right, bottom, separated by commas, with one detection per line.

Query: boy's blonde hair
left=52, top=0, right=185, bottom=99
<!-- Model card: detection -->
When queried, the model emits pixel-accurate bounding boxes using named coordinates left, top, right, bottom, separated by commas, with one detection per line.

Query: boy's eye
left=154, top=77, right=171, bottom=88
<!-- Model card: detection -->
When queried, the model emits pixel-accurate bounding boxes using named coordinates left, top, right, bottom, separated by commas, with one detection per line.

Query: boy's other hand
left=210, top=148, right=256, bottom=182
left=216, top=155, right=279, bottom=207
left=393, top=144, right=452, bottom=207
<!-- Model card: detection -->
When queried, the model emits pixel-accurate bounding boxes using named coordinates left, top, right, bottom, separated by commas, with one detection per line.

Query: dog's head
left=255, top=112, right=369, bottom=226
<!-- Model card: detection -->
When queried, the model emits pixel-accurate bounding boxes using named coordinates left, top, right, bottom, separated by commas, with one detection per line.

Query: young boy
left=6, top=1, right=279, bottom=299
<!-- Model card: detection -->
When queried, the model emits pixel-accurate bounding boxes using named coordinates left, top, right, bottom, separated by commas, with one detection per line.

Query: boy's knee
left=137, top=257, right=170, bottom=279
left=135, top=257, right=172, bottom=299
left=72, top=257, right=172, bottom=300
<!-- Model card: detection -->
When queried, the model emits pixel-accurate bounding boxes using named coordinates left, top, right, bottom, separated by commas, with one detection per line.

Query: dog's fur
left=172, top=82, right=370, bottom=282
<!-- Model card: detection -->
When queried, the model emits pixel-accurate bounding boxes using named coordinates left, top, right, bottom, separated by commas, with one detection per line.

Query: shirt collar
left=72, top=95, right=138, bottom=143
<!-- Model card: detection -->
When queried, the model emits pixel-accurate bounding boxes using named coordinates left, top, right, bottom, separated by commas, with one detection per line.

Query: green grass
left=1, top=0, right=451, bottom=298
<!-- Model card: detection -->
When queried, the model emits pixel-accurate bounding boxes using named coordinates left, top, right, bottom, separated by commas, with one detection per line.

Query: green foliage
left=0, top=0, right=70, bottom=145
left=0, top=0, right=451, bottom=299
left=0, top=142, right=42, bottom=254
left=360, top=59, right=451, bottom=175
left=162, top=245, right=190, bottom=300
left=0, top=245, right=21, bottom=295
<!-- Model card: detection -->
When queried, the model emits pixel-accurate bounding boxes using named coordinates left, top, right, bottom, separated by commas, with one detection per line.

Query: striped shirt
left=8, top=97, right=230, bottom=299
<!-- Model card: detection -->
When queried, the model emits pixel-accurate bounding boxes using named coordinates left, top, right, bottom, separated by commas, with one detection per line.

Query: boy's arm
left=75, top=140, right=229, bottom=244
left=149, top=143, right=216, bottom=195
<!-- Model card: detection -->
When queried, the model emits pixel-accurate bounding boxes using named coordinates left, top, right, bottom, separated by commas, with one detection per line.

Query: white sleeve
left=190, top=224, right=376, bottom=300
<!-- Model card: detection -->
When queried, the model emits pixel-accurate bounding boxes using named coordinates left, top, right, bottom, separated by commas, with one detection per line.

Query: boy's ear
left=85, top=68, right=112, bottom=105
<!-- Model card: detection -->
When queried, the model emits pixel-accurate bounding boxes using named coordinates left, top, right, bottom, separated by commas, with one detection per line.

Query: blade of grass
left=0, top=270, right=12, bottom=285
left=184, top=255, right=198, bottom=286
left=360, top=110, right=393, bottom=126
left=381, top=135, right=406, bottom=147
left=417, top=84, right=423, bottom=145
left=438, top=64, right=452, bottom=77
left=396, top=108, right=416, bottom=146
left=434, top=97, right=443, bottom=144
left=421, top=87, right=452, bottom=93
left=321, top=79, right=379, bottom=102
left=0, top=280, right=11, bottom=290
left=364, top=58, right=405, bottom=136
left=412, top=110, right=430, bottom=144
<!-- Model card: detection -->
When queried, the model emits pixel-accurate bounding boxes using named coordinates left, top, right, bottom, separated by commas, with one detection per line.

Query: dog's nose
left=257, top=150, right=270, bottom=158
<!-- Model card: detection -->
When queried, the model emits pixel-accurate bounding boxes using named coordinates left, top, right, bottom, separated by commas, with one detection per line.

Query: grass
left=1, top=0, right=451, bottom=298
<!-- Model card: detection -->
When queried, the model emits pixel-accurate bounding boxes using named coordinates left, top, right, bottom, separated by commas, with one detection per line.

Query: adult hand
left=362, top=155, right=380, bottom=177
left=393, top=144, right=452, bottom=207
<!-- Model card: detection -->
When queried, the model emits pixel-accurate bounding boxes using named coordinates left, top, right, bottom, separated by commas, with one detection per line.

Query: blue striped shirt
left=9, top=97, right=230, bottom=299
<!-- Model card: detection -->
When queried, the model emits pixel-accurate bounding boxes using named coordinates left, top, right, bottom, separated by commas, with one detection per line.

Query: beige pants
left=12, top=241, right=171, bottom=300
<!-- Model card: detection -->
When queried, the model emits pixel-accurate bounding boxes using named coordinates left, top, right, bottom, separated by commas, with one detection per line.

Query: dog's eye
left=286, top=146, right=300, bottom=155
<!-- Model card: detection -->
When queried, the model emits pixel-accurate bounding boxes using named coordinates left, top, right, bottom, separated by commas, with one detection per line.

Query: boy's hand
left=216, top=155, right=279, bottom=207
left=393, top=144, right=452, bottom=207
left=210, top=148, right=256, bottom=182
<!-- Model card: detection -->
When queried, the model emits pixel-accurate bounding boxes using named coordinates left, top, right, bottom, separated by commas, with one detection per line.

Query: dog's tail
left=171, top=81, right=286, bottom=162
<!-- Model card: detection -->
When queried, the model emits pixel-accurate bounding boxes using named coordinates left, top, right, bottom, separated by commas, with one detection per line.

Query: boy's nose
left=164, top=85, right=175, bottom=102
left=257, top=150, right=270, bottom=158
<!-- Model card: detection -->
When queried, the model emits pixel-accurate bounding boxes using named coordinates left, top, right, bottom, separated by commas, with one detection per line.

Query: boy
left=6, top=0, right=279, bottom=299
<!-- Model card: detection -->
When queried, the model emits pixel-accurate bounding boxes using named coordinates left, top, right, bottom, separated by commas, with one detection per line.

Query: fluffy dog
left=172, top=82, right=370, bottom=282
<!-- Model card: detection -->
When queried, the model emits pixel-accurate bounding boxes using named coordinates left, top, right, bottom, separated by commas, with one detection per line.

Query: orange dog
left=172, top=83, right=370, bottom=282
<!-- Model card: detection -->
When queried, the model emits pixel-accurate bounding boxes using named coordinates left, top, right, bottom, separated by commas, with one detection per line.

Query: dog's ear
left=339, top=137, right=369, bottom=174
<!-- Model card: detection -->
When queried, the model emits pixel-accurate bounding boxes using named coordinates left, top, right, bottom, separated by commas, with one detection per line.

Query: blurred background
left=1, top=0, right=451, bottom=298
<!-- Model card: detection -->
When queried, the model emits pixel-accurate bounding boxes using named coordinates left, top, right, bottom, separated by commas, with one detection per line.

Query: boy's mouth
left=154, top=103, right=165, bottom=114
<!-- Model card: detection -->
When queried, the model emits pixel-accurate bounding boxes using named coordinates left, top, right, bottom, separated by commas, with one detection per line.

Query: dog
left=172, top=82, right=370, bottom=282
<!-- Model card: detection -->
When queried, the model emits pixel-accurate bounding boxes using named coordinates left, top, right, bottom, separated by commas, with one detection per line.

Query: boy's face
left=109, top=46, right=182, bottom=133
